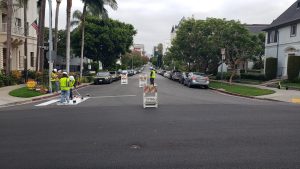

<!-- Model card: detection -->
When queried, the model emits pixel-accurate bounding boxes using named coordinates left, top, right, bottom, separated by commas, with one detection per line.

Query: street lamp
left=221, top=48, right=226, bottom=81
left=48, top=0, right=53, bottom=93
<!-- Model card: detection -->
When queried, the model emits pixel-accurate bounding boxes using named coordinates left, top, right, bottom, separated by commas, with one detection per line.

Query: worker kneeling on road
left=150, top=67, right=156, bottom=85
left=60, top=72, right=70, bottom=104
left=69, top=76, right=76, bottom=100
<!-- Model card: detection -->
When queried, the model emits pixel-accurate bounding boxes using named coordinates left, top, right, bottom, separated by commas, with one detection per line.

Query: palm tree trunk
left=5, top=0, right=13, bottom=75
left=36, top=0, right=46, bottom=72
left=23, top=0, right=28, bottom=81
left=66, top=0, right=72, bottom=73
left=54, top=0, right=61, bottom=53
left=80, top=3, right=87, bottom=80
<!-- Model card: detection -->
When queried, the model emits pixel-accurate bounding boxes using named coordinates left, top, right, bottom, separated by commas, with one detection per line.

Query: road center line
left=90, top=95, right=137, bottom=99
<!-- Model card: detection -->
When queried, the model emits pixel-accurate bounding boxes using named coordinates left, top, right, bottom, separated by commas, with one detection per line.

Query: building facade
left=264, top=0, right=300, bottom=77
left=0, top=0, right=38, bottom=71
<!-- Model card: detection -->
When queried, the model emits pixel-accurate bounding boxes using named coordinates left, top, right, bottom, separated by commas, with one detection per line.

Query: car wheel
left=188, top=81, right=192, bottom=88
left=204, top=85, right=209, bottom=89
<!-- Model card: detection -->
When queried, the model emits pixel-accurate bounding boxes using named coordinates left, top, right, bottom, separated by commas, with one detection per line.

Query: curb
left=209, top=87, right=284, bottom=103
left=0, top=84, right=91, bottom=108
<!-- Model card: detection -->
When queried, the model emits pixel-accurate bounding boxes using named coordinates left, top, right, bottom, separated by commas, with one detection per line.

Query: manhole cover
left=130, top=144, right=141, bottom=150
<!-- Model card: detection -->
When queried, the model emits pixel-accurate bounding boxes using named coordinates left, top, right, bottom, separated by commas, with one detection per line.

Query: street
left=0, top=72, right=300, bottom=169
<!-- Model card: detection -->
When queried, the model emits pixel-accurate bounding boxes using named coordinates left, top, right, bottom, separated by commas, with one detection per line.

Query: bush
left=265, top=57, right=277, bottom=80
left=287, top=56, right=300, bottom=81
left=241, top=73, right=266, bottom=81
left=216, top=72, right=240, bottom=81
left=11, top=70, right=23, bottom=84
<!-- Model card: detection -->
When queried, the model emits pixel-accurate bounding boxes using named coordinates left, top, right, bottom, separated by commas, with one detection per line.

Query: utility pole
left=48, top=0, right=53, bottom=93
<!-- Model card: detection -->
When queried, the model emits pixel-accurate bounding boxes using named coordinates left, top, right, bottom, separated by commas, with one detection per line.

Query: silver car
left=184, top=72, right=209, bottom=89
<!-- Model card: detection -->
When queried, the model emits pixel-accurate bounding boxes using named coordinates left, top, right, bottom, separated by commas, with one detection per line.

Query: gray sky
left=45, top=0, right=296, bottom=54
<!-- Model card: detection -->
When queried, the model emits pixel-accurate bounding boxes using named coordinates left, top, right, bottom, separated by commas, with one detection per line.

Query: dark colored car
left=171, top=71, right=182, bottom=81
left=178, top=72, right=188, bottom=84
left=184, top=72, right=209, bottom=89
left=94, top=72, right=113, bottom=85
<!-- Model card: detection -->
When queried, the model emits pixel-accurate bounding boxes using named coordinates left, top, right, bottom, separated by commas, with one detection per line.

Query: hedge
left=287, top=56, right=300, bottom=81
left=265, top=57, right=277, bottom=80
left=240, top=73, right=267, bottom=81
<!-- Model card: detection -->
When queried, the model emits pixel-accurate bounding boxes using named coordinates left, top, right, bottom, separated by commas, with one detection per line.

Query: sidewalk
left=0, top=83, right=91, bottom=107
left=214, top=80, right=300, bottom=104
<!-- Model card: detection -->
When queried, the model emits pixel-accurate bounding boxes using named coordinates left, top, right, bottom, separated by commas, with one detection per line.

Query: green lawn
left=209, top=81, right=275, bottom=97
left=9, top=87, right=43, bottom=98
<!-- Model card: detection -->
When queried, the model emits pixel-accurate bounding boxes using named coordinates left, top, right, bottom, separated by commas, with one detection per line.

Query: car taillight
left=192, top=76, right=197, bottom=80
left=205, top=77, right=209, bottom=81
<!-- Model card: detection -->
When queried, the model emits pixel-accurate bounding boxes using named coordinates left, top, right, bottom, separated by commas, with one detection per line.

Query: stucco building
left=0, top=0, right=38, bottom=71
left=264, top=0, right=300, bottom=77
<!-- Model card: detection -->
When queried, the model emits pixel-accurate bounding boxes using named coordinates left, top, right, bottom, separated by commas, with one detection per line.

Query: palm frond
left=71, top=20, right=80, bottom=27
left=72, top=9, right=83, bottom=20
left=104, top=0, right=117, bottom=10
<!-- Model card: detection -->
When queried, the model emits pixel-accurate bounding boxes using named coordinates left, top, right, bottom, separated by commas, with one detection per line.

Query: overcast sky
left=45, top=0, right=296, bottom=54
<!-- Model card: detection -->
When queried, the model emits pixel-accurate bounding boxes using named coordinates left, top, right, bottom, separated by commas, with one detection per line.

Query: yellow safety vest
left=150, top=70, right=156, bottom=79
left=60, top=77, right=70, bottom=91
left=70, top=80, right=76, bottom=89
left=51, top=72, right=58, bottom=82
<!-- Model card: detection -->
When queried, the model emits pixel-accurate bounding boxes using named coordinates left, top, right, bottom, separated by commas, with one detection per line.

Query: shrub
left=265, top=57, right=277, bottom=80
left=216, top=72, right=240, bottom=81
left=287, top=56, right=300, bottom=81
left=241, top=73, right=266, bottom=81
left=11, top=70, right=23, bottom=84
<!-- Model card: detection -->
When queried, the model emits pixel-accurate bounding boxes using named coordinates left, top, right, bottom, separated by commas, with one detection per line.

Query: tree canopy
left=72, top=16, right=136, bottom=69
left=167, top=17, right=263, bottom=83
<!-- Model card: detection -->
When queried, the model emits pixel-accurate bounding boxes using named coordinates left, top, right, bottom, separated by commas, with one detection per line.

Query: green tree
left=72, top=16, right=136, bottom=70
left=75, top=0, right=118, bottom=79
left=121, top=51, right=148, bottom=69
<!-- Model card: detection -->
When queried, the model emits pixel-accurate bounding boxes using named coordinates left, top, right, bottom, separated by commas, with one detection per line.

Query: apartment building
left=0, top=0, right=38, bottom=71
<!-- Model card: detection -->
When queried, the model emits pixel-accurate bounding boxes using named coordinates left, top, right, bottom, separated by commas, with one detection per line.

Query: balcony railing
left=0, top=23, right=24, bottom=36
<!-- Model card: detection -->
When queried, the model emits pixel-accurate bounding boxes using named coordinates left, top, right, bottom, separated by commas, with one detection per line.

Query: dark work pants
left=150, top=78, right=154, bottom=85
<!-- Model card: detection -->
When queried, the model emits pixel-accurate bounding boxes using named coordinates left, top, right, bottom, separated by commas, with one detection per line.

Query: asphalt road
left=0, top=70, right=300, bottom=169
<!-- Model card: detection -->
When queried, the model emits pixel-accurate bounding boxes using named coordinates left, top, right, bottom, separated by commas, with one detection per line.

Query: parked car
left=109, top=71, right=119, bottom=81
left=128, top=70, right=134, bottom=76
left=178, top=72, right=188, bottom=84
left=94, top=72, right=113, bottom=85
left=164, top=71, right=171, bottom=79
left=171, top=71, right=182, bottom=81
left=184, top=72, right=209, bottom=88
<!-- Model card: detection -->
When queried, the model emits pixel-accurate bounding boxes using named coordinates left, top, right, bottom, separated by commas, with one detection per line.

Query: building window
left=3, top=48, right=7, bottom=68
left=30, top=52, right=34, bottom=67
left=19, top=51, right=21, bottom=68
left=268, top=30, right=278, bottom=43
left=291, top=25, right=297, bottom=37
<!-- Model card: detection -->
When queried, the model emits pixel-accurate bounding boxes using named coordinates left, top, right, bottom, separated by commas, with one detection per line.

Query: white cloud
left=45, top=0, right=297, bottom=54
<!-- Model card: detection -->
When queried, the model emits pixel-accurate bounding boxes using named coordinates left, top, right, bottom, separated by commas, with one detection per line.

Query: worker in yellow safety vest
left=150, top=67, right=156, bottom=85
left=51, top=69, right=59, bottom=93
left=69, top=76, right=76, bottom=100
left=60, top=72, right=70, bottom=104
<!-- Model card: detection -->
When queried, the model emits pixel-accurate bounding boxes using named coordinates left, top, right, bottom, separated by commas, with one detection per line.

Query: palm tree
left=54, top=0, right=62, bottom=53
left=5, top=0, right=13, bottom=75
left=66, top=0, right=72, bottom=73
left=36, top=0, right=46, bottom=72
left=76, top=0, right=117, bottom=80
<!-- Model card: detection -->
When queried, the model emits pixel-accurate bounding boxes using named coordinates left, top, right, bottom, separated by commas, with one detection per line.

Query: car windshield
left=97, top=72, right=109, bottom=76
left=193, top=72, right=205, bottom=76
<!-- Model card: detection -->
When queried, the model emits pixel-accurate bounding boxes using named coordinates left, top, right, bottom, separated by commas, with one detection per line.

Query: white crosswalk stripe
left=35, top=97, right=89, bottom=107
